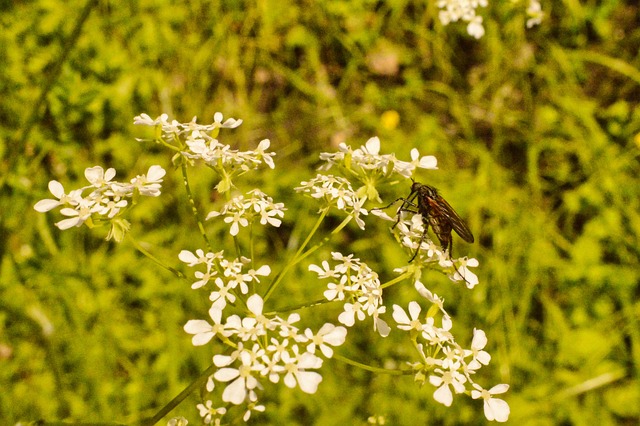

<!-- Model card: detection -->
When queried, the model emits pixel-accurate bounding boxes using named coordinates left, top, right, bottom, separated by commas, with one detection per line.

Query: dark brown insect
left=380, top=181, right=474, bottom=262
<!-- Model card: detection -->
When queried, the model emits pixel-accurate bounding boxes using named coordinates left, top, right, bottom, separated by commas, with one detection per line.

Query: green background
left=1, top=0, right=639, bottom=424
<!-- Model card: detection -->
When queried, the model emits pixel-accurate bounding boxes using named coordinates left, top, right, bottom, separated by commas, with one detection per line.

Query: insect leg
left=373, top=191, right=419, bottom=229
left=392, top=190, right=420, bottom=229
left=409, top=231, right=426, bottom=263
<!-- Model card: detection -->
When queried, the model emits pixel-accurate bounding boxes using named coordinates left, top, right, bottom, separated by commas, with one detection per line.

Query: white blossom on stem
left=471, top=383, right=510, bottom=422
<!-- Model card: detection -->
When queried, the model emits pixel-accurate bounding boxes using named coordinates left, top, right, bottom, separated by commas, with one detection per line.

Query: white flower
left=253, top=139, right=276, bottom=169
left=295, top=175, right=368, bottom=229
left=429, top=366, right=467, bottom=407
left=466, top=328, right=491, bottom=370
left=176, top=118, right=275, bottom=175
left=319, top=136, right=437, bottom=184
left=34, top=180, right=82, bottom=212
left=214, top=348, right=264, bottom=405
left=35, top=164, right=167, bottom=233
left=130, top=165, right=166, bottom=197
left=414, top=281, right=452, bottom=329
left=338, top=301, right=365, bottom=326
left=184, top=306, right=227, bottom=346
left=179, top=249, right=207, bottom=266
left=246, top=265, right=271, bottom=283
left=207, top=190, right=284, bottom=235
left=243, top=399, right=266, bottom=422
left=265, top=337, right=290, bottom=364
left=196, top=400, right=225, bottom=425
left=392, top=302, right=424, bottom=332
left=133, top=113, right=168, bottom=127
left=437, top=0, right=488, bottom=39
left=213, top=111, right=243, bottom=129
left=526, top=0, right=544, bottom=28
left=393, top=148, right=438, bottom=178
left=451, top=257, right=479, bottom=288
left=370, top=208, right=396, bottom=222
left=261, top=349, right=286, bottom=383
left=471, top=383, right=510, bottom=422
left=209, top=277, right=236, bottom=310
left=410, top=148, right=438, bottom=170
left=315, top=253, right=387, bottom=335
left=55, top=202, right=94, bottom=230
left=304, top=323, right=347, bottom=358
left=179, top=249, right=223, bottom=268
left=308, top=261, right=339, bottom=279
left=275, top=313, right=302, bottom=339
left=281, top=346, right=323, bottom=394
left=323, top=275, right=350, bottom=301
left=440, top=346, right=464, bottom=370
left=223, top=294, right=275, bottom=341
left=84, top=166, right=116, bottom=188
left=467, top=16, right=485, bottom=39
left=93, top=196, right=128, bottom=218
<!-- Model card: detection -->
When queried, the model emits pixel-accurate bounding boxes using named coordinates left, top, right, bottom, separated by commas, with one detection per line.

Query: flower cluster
left=314, top=136, right=437, bottom=205
left=134, top=113, right=275, bottom=192
left=319, top=136, right=437, bottom=181
left=372, top=210, right=479, bottom=288
left=309, top=252, right=390, bottom=337
left=184, top=137, right=275, bottom=172
left=526, top=0, right=544, bottom=28
left=436, top=0, right=544, bottom=38
left=295, top=174, right=369, bottom=229
left=35, top=110, right=510, bottom=423
left=183, top=292, right=347, bottom=423
left=179, top=250, right=270, bottom=304
left=206, top=189, right=285, bottom=236
left=437, top=0, right=488, bottom=39
left=392, top=281, right=509, bottom=422
left=34, top=165, right=165, bottom=240
left=134, top=112, right=243, bottom=139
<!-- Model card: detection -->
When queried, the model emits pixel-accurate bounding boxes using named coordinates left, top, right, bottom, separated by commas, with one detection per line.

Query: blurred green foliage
left=1, top=0, right=640, bottom=424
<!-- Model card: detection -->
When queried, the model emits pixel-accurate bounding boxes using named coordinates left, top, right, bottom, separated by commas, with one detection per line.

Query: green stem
left=263, top=208, right=329, bottom=302
left=266, top=297, right=329, bottom=315
left=249, top=222, right=255, bottom=267
left=294, top=208, right=330, bottom=261
left=380, top=270, right=413, bottom=289
left=333, top=353, right=407, bottom=376
left=293, top=213, right=353, bottom=265
left=181, top=163, right=212, bottom=252
left=127, top=234, right=185, bottom=279
left=139, top=363, right=218, bottom=426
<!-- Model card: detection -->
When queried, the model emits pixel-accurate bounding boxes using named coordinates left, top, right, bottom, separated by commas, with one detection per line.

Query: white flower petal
left=221, top=377, right=246, bottom=404
left=364, top=137, right=380, bottom=155
left=247, top=294, right=264, bottom=315
left=48, top=180, right=65, bottom=198
left=34, top=199, right=60, bottom=212
left=184, top=319, right=212, bottom=334
left=178, top=250, right=199, bottom=265
left=214, top=367, right=240, bottom=382
left=296, top=371, right=323, bottom=394
left=433, top=384, right=453, bottom=407
left=392, top=305, right=410, bottom=324
left=408, top=301, right=421, bottom=319
left=472, top=328, right=487, bottom=350
left=485, top=397, right=510, bottom=422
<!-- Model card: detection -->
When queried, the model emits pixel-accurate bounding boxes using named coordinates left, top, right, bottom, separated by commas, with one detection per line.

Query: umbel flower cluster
left=437, top=0, right=544, bottom=38
left=34, top=112, right=510, bottom=424
left=34, top=164, right=166, bottom=241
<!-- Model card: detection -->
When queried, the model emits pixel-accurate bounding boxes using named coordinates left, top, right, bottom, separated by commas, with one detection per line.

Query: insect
left=379, top=181, right=474, bottom=262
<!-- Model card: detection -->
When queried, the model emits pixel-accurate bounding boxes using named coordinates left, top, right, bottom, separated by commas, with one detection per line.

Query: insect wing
left=432, top=194, right=474, bottom=243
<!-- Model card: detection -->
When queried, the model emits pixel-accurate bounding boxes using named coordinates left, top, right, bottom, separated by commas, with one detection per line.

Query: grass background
left=1, top=0, right=640, bottom=424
